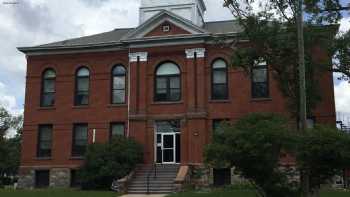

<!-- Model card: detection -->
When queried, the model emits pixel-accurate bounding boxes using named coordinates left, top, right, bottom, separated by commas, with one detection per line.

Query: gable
left=122, top=10, right=208, bottom=40
left=144, top=21, right=192, bottom=37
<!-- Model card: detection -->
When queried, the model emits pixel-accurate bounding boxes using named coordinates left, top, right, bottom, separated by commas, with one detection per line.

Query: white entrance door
left=162, top=133, right=176, bottom=164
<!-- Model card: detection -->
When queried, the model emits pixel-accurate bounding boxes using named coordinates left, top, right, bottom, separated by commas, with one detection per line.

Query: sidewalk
left=120, top=195, right=167, bottom=197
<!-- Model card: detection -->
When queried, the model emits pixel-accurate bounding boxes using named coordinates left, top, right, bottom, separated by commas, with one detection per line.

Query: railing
left=146, top=163, right=158, bottom=194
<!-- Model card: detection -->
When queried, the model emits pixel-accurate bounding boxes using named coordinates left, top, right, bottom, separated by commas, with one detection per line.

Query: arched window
left=212, top=59, right=228, bottom=100
left=155, top=62, right=181, bottom=102
left=111, top=65, right=126, bottom=104
left=41, top=69, right=56, bottom=107
left=75, top=67, right=90, bottom=106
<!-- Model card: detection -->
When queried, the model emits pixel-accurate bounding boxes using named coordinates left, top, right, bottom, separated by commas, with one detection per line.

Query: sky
left=0, top=0, right=349, bottom=125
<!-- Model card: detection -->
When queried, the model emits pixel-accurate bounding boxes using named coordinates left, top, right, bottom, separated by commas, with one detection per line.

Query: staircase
left=127, top=164, right=180, bottom=194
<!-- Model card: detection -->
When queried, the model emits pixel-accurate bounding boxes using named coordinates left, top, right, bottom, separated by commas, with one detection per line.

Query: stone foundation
left=50, top=168, right=71, bottom=188
left=18, top=168, right=35, bottom=189
left=18, top=167, right=72, bottom=189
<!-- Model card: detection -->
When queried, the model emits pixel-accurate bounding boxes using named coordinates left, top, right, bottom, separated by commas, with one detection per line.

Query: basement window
left=213, top=168, right=231, bottom=187
left=35, top=170, right=50, bottom=188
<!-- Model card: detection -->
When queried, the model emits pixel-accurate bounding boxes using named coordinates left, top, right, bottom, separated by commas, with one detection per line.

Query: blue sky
left=0, top=0, right=349, bottom=125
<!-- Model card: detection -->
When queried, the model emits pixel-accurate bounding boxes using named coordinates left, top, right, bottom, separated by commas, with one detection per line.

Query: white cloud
left=0, top=81, right=22, bottom=115
left=335, top=81, right=350, bottom=114
left=339, top=17, right=350, bottom=33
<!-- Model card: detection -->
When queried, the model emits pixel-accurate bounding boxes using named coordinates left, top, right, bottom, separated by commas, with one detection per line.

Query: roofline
left=17, top=32, right=240, bottom=55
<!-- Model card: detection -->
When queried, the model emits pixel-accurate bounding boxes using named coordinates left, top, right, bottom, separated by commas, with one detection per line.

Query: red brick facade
left=20, top=43, right=336, bottom=167
left=18, top=12, right=336, bottom=188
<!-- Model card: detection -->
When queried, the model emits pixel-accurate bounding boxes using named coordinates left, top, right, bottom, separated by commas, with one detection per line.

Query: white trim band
left=185, top=48, right=206, bottom=59
left=129, top=52, right=148, bottom=62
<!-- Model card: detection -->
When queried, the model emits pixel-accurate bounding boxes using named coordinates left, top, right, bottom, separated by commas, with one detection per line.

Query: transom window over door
left=112, top=65, right=126, bottom=104
left=41, top=69, right=56, bottom=107
left=155, top=62, right=181, bottom=102
left=75, top=67, right=90, bottom=106
left=212, top=59, right=228, bottom=100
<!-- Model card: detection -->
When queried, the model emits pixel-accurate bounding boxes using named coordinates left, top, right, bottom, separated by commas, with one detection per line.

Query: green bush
left=204, top=113, right=299, bottom=197
left=296, top=125, right=350, bottom=194
left=80, top=137, right=143, bottom=190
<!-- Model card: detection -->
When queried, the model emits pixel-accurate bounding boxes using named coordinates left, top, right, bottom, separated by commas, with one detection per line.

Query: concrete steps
left=127, top=164, right=179, bottom=194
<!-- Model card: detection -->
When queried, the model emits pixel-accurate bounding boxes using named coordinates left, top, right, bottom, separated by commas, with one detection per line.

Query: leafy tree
left=0, top=106, right=23, bottom=185
left=80, top=137, right=143, bottom=190
left=296, top=125, right=350, bottom=196
left=222, top=0, right=349, bottom=118
left=205, top=113, right=299, bottom=197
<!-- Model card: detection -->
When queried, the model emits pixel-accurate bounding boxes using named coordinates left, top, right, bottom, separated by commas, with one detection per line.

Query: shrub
left=296, top=125, right=350, bottom=195
left=80, top=137, right=143, bottom=190
left=204, top=113, right=299, bottom=197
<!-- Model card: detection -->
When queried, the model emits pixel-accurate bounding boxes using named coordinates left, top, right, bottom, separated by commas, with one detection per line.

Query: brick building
left=17, top=0, right=336, bottom=190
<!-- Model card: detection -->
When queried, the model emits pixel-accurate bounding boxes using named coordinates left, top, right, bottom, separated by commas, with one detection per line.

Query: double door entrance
left=155, top=121, right=181, bottom=164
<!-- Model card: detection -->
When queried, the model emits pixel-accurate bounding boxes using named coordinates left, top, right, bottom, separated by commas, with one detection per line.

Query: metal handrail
left=146, top=163, right=157, bottom=194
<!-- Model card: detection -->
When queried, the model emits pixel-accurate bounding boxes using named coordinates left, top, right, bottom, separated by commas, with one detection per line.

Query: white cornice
left=185, top=48, right=205, bottom=58
left=129, top=52, right=148, bottom=62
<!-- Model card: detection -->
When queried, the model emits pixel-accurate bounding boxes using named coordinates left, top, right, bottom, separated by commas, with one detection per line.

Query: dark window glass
left=213, top=119, right=226, bottom=135
left=212, top=59, right=228, bottom=100
left=155, top=62, right=181, bottom=102
left=110, top=123, right=125, bottom=139
left=213, top=168, right=231, bottom=186
left=70, top=170, right=81, bottom=188
left=35, top=170, right=50, bottom=188
left=37, top=125, right=53, bottom=158
left=112, top=65, right=126, bottom=104
left=72, top=124, right=88, bottom=157
left=75, top=67, right=90, bottom=106
left=41, top=69, right=56, bottom=107
left=252, top=60, right=269, bottom=98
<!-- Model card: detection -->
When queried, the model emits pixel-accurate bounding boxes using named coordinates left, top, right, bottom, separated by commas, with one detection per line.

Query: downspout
left=127, top=46, right=131, bottom=138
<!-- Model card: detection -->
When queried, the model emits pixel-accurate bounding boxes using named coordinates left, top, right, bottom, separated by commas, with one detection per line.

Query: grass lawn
left=0, top=189, right=118, bottom=197
left=168, top=188, right=350, bottom=197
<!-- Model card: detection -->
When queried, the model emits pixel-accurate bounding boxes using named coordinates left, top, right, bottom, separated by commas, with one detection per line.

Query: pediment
left=122, top=10, right=208, bottom=40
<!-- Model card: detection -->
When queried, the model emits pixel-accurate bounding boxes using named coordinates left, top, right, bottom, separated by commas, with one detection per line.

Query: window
left=212, top=59, right=228, bottom=100
left=110, top=123, right=125, bottom=139
left=213, top=119, right=227, bottom=135
left=70, top=170, right=81, bottom=188
left=72, top=124, right=88, bottom=157
left=37, top=125, right=53, bottom=158
left=35, top=170, right=50, bottom=188
left=41, top=69, right=56, bottom=107
left=75, top=67, right=90, bottom=106
left=162, top=25, right=170, bottom=32
left=111, top=65, right=126, bottom=104
left=213, top=168, right=231, bottom=186
left=155, top=62, right=181, bottom=102
left=252, top=60, right=269, bottom=98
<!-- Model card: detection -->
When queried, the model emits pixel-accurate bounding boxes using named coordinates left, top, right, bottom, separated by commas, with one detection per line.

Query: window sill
left=72, top=105, right=89, bottom=109
left=151, top=101, right=183, bottom=105
left=250, top=97, right=272, bottom=102
left=209, top=99, right=231, bottom=103
left=35, top=157, right=52, bottom=160
left=38, top=107, right=56, bottom=111
left=108, top=104, right=127, bottom=108
left=70, top=156, right=85, bottom=160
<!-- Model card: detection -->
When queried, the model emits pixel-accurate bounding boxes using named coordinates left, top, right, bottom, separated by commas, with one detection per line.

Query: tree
left=222, top=0, right=350, bottom=118
left=205, top=113, right=299, bottom=197
left=79, top=137, right=143, bottom=190
left=0, top=106, right=23, bottom=185
left=296, top=125, right=350, bottom=196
